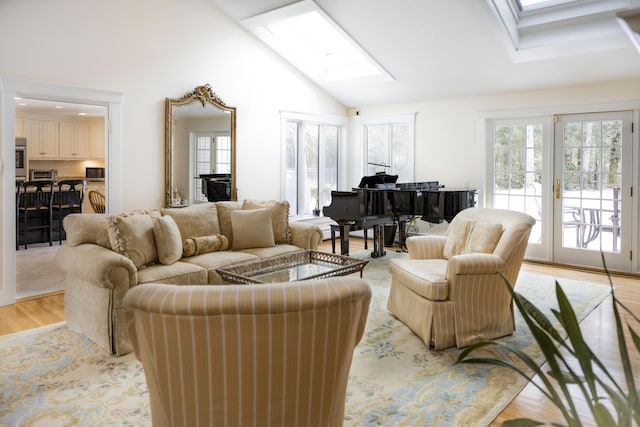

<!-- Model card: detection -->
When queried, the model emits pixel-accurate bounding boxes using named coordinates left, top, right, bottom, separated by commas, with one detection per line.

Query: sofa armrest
left=446, top=253, right=505, bottom=276
left=55, top=243, right=138, bottom=290
left=406, top=235, right=446, bottom=259
left=289, top=222, right=323, bottom=250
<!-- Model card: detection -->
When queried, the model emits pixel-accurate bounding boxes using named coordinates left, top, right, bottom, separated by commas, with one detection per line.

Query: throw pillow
left=63, top=213, right=112, bottom=249
left=216, top=201, right=243, bottom=247
left=161, top=202, right=221, bottom=240
left=182, top=234, right=230, bottom=257
left=465, top=222, right=504, bottom=254
left=107, top=210, right=159, bottom=269
left=242, top=199, right=290, bottom=244
left=152, top=215, right=183, bottom=265
left=443, top=217, right=475, bottom=259
left=230, top=208, right=275, bottom=250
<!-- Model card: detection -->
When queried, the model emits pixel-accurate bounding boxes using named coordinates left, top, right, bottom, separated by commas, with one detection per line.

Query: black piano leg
left=398, top=220, right=407, bottom=251
left=371, top=224, right=386, bottom=258
left=339, top=224, right=350, bottom=256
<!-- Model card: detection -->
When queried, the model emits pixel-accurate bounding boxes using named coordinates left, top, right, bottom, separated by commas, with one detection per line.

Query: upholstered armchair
left=124, top=277, right=371, bottom=427
left=387, top=208, right=535, bottom=350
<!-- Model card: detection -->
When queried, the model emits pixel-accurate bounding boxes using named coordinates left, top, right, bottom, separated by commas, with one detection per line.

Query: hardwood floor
left=1, top=237, right=638, bottom=425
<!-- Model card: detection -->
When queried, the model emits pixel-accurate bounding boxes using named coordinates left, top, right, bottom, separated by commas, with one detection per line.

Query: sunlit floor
left=15, top=243, right=65, bottom=299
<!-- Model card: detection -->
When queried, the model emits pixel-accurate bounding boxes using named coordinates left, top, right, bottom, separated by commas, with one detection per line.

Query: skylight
left=517, top=0, right=577, bottom=12
left=242, top=0, right=393, bottom=83
left=486, top=0, right=633, bottom=61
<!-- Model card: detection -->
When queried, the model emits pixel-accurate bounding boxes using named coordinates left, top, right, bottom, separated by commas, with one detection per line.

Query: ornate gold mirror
left=165, top=84, right=236, bottom=207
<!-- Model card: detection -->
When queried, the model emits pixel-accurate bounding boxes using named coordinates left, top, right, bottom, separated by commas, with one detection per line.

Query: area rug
left=0, top=250, right=611, bottom=427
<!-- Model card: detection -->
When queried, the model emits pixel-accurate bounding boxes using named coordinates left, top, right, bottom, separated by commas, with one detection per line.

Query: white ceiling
left=208, top=0, right=640, bottom=108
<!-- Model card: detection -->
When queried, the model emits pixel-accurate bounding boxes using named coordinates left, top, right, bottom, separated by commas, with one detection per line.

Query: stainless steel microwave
left=85, top=167, right=105, bottom=180
left=30, top=169, right=57, bottom=180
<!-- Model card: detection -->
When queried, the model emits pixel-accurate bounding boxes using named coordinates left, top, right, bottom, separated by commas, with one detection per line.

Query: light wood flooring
left=1, top=237, right=638, bottom=426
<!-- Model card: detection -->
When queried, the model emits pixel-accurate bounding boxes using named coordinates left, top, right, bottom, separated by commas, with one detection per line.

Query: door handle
left=555, top=179, right=561, bottom=199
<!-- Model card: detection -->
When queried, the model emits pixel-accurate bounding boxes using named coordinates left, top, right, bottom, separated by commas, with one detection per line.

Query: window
left=282, top=113, right=343, bottom=216
left=485, top=0, right=631, bottom=60
left=361, top=114, right=415, bottom=182
left=491, top=121, right=545, bottom=244
left=242, top=0, right=393, bottom=84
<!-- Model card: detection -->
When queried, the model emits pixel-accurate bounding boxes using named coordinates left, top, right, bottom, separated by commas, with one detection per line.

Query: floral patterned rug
left=0, top=250, right=611, bottom=427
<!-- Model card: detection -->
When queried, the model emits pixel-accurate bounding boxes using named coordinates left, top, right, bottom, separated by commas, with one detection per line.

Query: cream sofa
left=55, top=200, right=323, bottom=356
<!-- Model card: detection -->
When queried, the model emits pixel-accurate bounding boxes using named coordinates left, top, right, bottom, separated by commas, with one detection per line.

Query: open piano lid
left=358, top=172, right=399, bottom=189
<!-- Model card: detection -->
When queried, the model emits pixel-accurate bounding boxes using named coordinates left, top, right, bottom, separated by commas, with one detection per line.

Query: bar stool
left=17, top=180, right=55, bottom=249
left=15, top=180, right=22, bottom=250
left=88, top=190, right=106, bottom=213
left=53, top=179, right=86, bottom=244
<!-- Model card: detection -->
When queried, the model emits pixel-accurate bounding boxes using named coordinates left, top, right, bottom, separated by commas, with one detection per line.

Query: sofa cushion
left=443, top=217, right=475, bottom=259
left=465, top=222, right=504, bottom=254
left=389, top=258, right=449, bottom=301
left=182, top=235, right=229, bottom=257
left=216, top=201, right=243, bottom=246
left=182, top=251, right=258, bottom=284
left=161, top=202, right=221, bottom=240
left=107, top=210, right=159, bottom=269
left=137, top=261, right=208, bottom=285
left=230, top=208, right=275, bottom=250
left=242, top=199, right=290, bottom=244
left=63, top=213, right=112, bottom=249
left=152, top=215, right=183, bottom=265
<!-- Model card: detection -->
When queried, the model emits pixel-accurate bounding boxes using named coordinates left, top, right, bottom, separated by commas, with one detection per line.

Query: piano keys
left=323, top=177, right=477, bottom=257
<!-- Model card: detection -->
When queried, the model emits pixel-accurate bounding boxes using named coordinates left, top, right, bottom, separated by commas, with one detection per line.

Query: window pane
left=284, top=122, right=298, bottom=214
left=392, top=123, right=411, bottom=182
left=303, top=124, right=319, bottom=215
left=366, top=125, right=389, bottom=175
left=492, top=122, right=543, bottom=244
left=320, top=125, right=338, bottom=208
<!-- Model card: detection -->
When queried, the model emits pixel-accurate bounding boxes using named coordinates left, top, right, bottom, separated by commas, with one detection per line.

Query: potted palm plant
left=457, top=253, right=639, bottom=426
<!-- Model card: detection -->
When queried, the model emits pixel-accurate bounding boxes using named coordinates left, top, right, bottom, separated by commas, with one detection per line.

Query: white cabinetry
left=15, top=119, right=25, bottom=137
left=26, top=119, right=58, bottom=159
left=90, top=122, right=105, bottom=159
left=59, top=122, right=90, bottom=159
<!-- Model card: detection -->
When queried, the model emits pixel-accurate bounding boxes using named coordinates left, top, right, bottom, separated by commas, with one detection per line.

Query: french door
left=553, top=112, right=633, bottom=271
left=488, top=111, right=634, bottom=272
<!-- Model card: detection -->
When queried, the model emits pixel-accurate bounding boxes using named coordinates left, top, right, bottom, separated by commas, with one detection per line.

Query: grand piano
left=200, top=173, right=231, bottom=202
left=323, top=173, right=477, bottom=257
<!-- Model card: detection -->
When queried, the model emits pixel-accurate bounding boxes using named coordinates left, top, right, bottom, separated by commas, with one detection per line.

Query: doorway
left=553, top=112, right=633, bottom=271
left=487, top=110, right=635, bottom=272
left=0, top=77, right=123, bottom=307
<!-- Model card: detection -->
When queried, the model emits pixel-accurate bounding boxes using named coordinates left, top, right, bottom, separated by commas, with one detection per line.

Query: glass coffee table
left=216, top=250, right=368, bottom=284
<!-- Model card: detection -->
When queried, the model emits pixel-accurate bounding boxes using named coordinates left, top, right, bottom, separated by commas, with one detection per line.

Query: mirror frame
left=165, top=84, right=237, bottom=207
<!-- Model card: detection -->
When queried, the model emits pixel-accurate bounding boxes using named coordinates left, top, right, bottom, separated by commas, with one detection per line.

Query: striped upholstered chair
left=124, top=277, right=371, bottom=427
left=387, top=208, right=535, bottom=350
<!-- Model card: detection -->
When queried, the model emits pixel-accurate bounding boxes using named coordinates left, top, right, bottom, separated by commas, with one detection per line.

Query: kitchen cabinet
left=26, top=119, right=58, bottom=159
left=15, top=119, right=25, bottom=137
left=90, top=122, right=105, bottom=159
left=59, top=122, right=90, bottom=159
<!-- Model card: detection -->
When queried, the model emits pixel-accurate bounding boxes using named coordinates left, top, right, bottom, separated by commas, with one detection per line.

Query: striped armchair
left=124, top=277, right=371, bottom=427
left=388, top=208, right=535, bottom=350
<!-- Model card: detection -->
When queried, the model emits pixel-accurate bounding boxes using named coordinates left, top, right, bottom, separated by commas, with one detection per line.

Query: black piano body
left=323, top=178, right=477, bottom=257
left=200, top=174, right=231, bottom=202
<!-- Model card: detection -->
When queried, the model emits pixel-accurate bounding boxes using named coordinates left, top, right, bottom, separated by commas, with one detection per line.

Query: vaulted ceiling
left=208, top=0, right=640, bottom=108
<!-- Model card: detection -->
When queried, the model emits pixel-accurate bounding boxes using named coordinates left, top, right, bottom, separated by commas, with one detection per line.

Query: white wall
left=0, top=0, right=346, bottom=305
left=357, top=80, right=640, bottom=190
left=0, top=0, right=346, bottom=209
